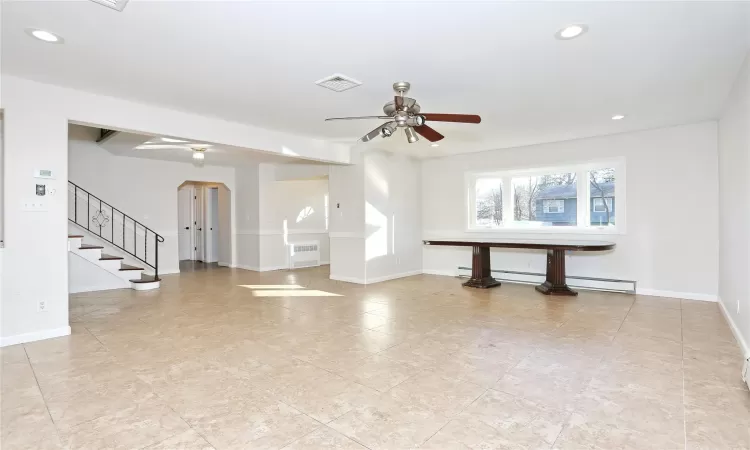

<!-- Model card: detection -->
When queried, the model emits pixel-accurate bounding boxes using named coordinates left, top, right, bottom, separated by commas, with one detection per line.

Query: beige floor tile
left=282, top=426, right=367, bottom=449
left=463, top=389, right=569, bottom=445
left=334, top=354, right=419, bottom=392
left=278, top=371, right=382, bottom=423
left=188, top=400, right=321, bottom=450
left=685, top=408, right=750, bottom=450
left=144, top=429, right=215, bottom=449
left=421, top=415, right=539, bottom=450
left=328, top=396, right=450, bottom=450
left=59, top=400, right=189, bottom=449
left=388, top=372, right=486, bottom=418
left=553, top=412, right=684, bottom=450
left=1, top=403, right=66, bottom=450
left=2, top=267, right=747, bottom=449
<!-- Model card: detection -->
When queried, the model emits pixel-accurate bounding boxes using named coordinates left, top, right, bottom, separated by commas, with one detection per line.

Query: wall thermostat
left=34, top=169, right=54, bottom=179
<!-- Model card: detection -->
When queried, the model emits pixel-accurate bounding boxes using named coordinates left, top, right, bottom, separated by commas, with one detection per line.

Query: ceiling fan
left=325, top=81, right=481, bottom=144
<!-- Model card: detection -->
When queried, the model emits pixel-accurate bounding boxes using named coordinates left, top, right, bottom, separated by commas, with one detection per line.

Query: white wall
left=68, top=125, right=237, bottom=275
left=329, top=154, right=366, bottom=282
left=364, top=151, right=422, bottom=282
left=422, top=122, right=720, bottom=300
left=2, top=98, right=70, bottom=345
left=719, top=52, right=750, bottom=356
left=235, top=164, right=261, bottom=269
left=327, top=150, right=423, bottom=284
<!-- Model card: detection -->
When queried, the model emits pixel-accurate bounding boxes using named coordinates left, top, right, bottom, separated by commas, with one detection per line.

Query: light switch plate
left=22, top=200, right=47, bottom=212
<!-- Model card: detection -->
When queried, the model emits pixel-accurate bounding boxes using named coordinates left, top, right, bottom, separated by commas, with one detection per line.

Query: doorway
left=177, top=181, right=231, bottom=269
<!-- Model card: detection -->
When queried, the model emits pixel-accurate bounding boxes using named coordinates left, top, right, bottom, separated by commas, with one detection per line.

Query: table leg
left=535, top=249, right=577, bottom=296
left=463, top=246, right=502, bottom=289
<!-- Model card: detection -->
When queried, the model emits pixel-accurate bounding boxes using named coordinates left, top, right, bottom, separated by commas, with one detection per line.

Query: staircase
left=68, top=181, right=163, bottom=291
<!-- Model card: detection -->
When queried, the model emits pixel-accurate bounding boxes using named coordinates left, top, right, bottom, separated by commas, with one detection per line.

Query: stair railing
left=68, top=181, right=164, bottom=280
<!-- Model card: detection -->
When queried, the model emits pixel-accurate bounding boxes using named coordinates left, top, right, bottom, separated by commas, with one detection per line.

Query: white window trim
left=465, top=158, right=626, bottom=235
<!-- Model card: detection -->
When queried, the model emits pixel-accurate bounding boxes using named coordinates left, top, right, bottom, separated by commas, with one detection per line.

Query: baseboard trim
left=218, top=261, right=234, bottom=268
left=1, top=326, right=72, bottom=347
left=421, top=269, right=458, bottom=277
left=330, top=270, right=422, bottom=285
left=235, top=264, right=288, bottom=272
left=366, top=270, right=423, bottom=284
left=636, top=288, right=717, bottom=302
left=329, top=274, right=366, bottom=284
left=718, top=297, right=750, bottom=359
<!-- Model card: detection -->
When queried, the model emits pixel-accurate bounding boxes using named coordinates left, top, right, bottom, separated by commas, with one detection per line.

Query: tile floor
left=2, top=266, right=749, bottom=449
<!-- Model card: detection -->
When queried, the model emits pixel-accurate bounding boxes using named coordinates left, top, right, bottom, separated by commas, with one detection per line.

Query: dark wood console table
left=422, top=239, right=615, bottom=296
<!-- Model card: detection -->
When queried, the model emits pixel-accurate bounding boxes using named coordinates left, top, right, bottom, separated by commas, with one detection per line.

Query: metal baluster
left=133, top=218, right=136, bottom=258
left=87, top=192, right=90, bottom=230
left=74, top=185, right=78, bottom=223
left=122, top=212, right=125, bottom=250
left=155, top=235, right=160, bottom=280
left=99, top=199, right=103, bottom=236
left=145, top=231, right=148, bottom=266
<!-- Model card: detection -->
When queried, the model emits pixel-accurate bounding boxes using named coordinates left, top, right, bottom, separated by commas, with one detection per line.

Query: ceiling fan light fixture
left=555, top=24, right=588, bottom=40
left=380, top=124, right=396, bottom=138
left=405, top=127, right=419, bottom=143
left=192, top=148, right=206, bottom=161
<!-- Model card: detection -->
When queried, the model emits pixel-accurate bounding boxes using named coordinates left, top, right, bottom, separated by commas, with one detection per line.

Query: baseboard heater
left=288, top=241, right=321, bottom=269
left=456, top=266, right=636, bottom=294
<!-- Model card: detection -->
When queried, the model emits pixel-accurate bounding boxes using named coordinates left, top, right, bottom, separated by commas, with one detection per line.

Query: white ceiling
left=78, top=125, right=319, bottom=166
left=5, top=1, right=750, bottom=159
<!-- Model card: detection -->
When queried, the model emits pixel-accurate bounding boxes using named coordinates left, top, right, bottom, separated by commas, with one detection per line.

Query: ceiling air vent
left=315, top=73, right=362, bottom=92
left=88, top=0, right=129, bottom=11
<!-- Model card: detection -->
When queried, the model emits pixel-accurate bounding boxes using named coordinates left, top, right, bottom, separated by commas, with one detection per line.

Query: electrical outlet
left=37, top=300, right=47, bottom=312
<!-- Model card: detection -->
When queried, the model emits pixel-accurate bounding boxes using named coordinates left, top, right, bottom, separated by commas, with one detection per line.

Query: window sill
left=465, top=226, right=624, bottom=236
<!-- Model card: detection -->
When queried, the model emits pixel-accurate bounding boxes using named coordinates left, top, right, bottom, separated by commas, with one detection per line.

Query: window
left=466, top=159, right=624, bottom=233
left=512, top=172, right=577, bottom=227
left=543, top=199, right=565, bottom=213
left=473, top=178, right=504, bottom=228
left=589, top=168, right=616, bottom=226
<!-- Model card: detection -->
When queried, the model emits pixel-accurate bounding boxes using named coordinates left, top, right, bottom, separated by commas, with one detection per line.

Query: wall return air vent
left=89, top=0, right=129, bottom=11
left=315, top=73, right=362, bottom=92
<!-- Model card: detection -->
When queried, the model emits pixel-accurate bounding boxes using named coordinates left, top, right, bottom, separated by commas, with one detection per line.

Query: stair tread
left=119, top=263, right=144, bottom=271
left=68, top=235, right=84, bottom=238
left=100, top=254, right=124, bottom=260
left=131, top=274, right=159, bottom=283
left=79, top=244, right=104, bottom=250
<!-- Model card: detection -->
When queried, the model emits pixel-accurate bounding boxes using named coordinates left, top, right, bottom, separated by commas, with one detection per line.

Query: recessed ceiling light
left=555, top=24, right=588, bottom=40
left=431, top=143, right=440, bottom=147
left=25, top=28, right=64, bottom=43
left=611, top=114, right=626, bottom=120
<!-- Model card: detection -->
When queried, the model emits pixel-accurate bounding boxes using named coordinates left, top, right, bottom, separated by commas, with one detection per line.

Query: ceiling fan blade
left=414, top=125, right=445, bottom=142
left=421, top=113, right=481, bottom=124
left=325, top=116, right=392, bottom=121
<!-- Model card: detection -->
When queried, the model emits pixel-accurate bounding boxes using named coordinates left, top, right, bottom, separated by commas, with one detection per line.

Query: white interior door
left=206, top=188, right=220, bottom=263
left=178, top=187, right=193, bottom=260
left=195, top=186, right=205, bottom=262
